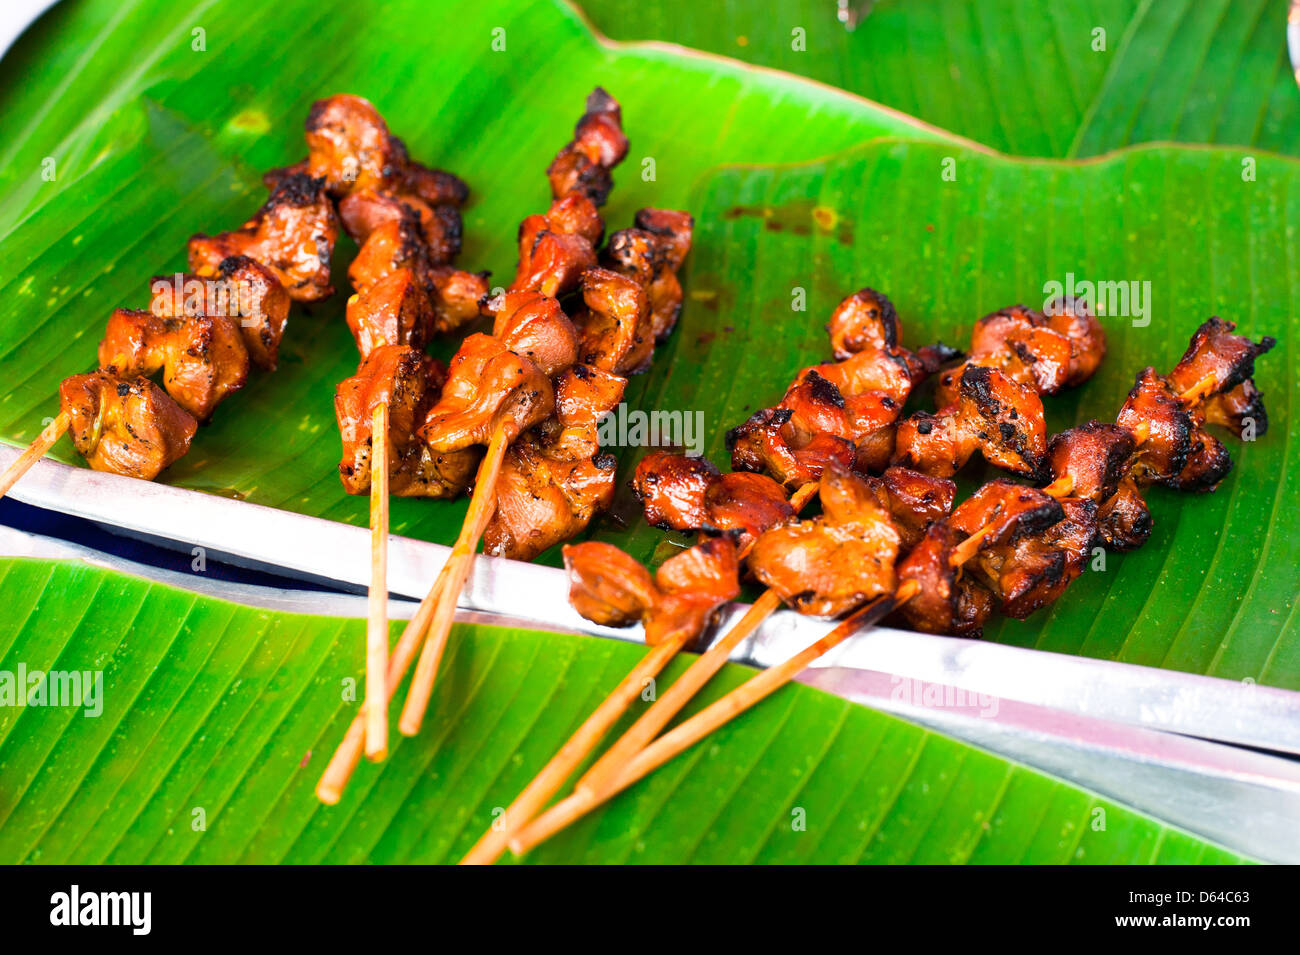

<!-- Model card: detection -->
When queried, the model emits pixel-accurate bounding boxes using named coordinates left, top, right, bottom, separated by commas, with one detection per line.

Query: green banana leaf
left=580, top=0, right=1300, bottom=159
left=0, top=557, right=1248, bottom=863
left=0, top=0, right=1295, bottom=691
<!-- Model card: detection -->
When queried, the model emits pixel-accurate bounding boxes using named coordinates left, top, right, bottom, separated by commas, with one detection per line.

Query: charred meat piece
left=634, top=451, right=722, bottom=530
left=349, top=215, right=485, bottom=335
left=345, top=269, right=434, bottom=358
left=891, top=523, right=994, bottom=637
left=348, top=215, right=431, bottom=295
left=99, top=306, right=249, bottom=422
left=484, top=439, right=618, bottom=560
left=427, top=266, right=489, bottom=335
left=59, top=372, right=196, bottom=479
left=1168, top=316, right=1275, bottom=404
left=546, top=87, right=629, bottom=205
left=947, top=478, right=1065, bottom=547
left=337, top=345, right=443, bottom=495
left=1044, top=296, right=1107, bottom=387
left=644, top=536, right=742, bottom=646
left=419, top=333, right=555, bottom=452
left=1045, top=421, right=1135, bottom=503
left=802, top=348, right=919, bottom=408
left=971, top=498, right=1098, bottom=620
left=572, top=267, right=651, bottom=375
left=873, top=465, right=957, bottom=551
left=397, top=442, right=483, bottom=499
left=150, top=261, right=290, bottom=373
left=1167, top=426, right=1232, bottom=493
left=339, top=188, right=461, bottom=263
left=486, top=290, right=580, bottom=378
left=604, top=209, right=694, bottom=342
left=728, top=288, right=955, bottom=484
left=210, top=256, right=290, bottom=371
left=537, top=363, right=627, bottom=462
left=702, top=473, right=797, bottom=553
left=955, top=365, right=1048, bottom=478
left=748, top=464, right=901, bottom=617
left=304, top=94, right=406, bottom=196
left=1097, top=476, right=1152, bottom=551
left=895, top=365, right=1047, bottom=479
left=728, top=372, right=868, bottom=486
left=729, top=405, right=857, bottom=488
left=513, top=196, right=603, bottom=297
left=1116, top=367, right=1195, bottom=486
left=303, top=94, right=470, bottom=210
left=563, top=538, right=740, bottom=646
left=631, top=451, right=796, bottom=553
left=937, top=299, right=1105, bottom=407
left=189, top=172, right=339, bottom=303
left=1202, top=379, right=1268, bottom=439
left=827, top=287, right=901, bottom=360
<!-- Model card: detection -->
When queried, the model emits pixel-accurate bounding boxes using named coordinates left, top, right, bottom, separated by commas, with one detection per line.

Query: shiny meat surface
left=189, top=172, right=339, bottom=303
left=338, top=188, right=462, bottom=263
left=729, top=289, right=957, bottom=485
left=631, top=451, right=795, bottom=553
left=210, top=256, right=290, bottom=371
left=301, top=94, right=469, bottom=244
left=894, top=365, right=1047, bottom=479
left=345, top=269, right=434, bottom=358
left=486, top=290, right=580, bottom=377
left=873, top=465, right=957, bottom=550
left=972, top=497, right=1098, bottom=619
left=427, top=266, right=489, bottom=335
left=546, top=87, right=629, bottom=205
left=892, top=523, right=994, bottom=637
left=511, top=197, right=601, bottom=297
left=539, top=363, right=627, bottom=462
left=1115, top=366, right=1230, bottom=491
left=419, top=333, right=555, bottom=452
left=59, top=372, right=196, bottom=480
left=633, top=451, right=721, bottom=530
left=827, top=287, right=901, bottom=360
left=348, top=215, right=430, bottom=295
left=1045, top=421, right=1135, bottom=503
left=562, top=541, right=656, bottom=627
left=603, top=208, right=694, bottom=342
left=572, top=267, right=651, bottom=375
left=149, top=260, right=291, bottom=373
left=483, top=439, right=618, bottom=560
left=1096, top=476, right=1152, bottom=551
left=947, top=479, right=1064, bottom=547
left=748, top=465, right=901, bottom=617
left=1168, top=316, right=1276, bottom=402
left=563, top=538, right=740, bottom=646
left=99, top=306, right=248, bottom=422
left=1203, top=380, right=1268, bottom=439
left=936, top=298, right=1105, bottom=407
left=334, top=345, right=460, bottom=497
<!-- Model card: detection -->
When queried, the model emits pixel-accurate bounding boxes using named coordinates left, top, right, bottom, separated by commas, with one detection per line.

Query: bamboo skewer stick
left=364, top=402, right=390, bottom=762
left=315, top=472, right=503, bottom=804
left=458, top=480, right=820, bottom=863
left=0, top=412, right=69, bottom=499
left=459, top=630, right=692, bottom=865
left=398, top=420, right=510, bottom=737
left=571, top=588, right=783, bottom=804
left=508, top=579, right=921, bottom=856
